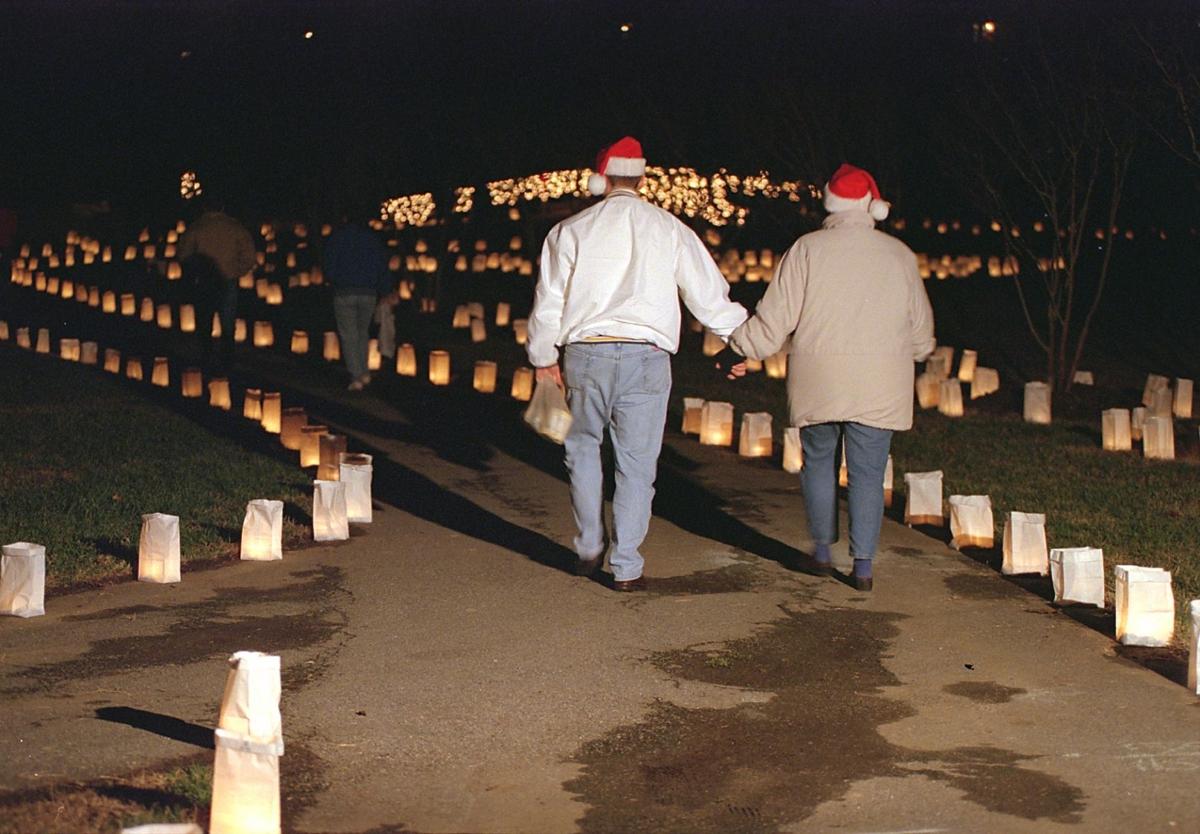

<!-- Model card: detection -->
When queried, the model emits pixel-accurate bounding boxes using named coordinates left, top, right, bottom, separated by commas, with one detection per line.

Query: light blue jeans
left=563, top=343, right=671, bottom=581
left=799, top=422, right=893, bottom=561
left=333, top=292, right=376, bottom=381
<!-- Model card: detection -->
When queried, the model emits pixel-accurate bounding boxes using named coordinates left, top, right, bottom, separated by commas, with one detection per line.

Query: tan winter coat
left=729, top=210, right=935, bottom=430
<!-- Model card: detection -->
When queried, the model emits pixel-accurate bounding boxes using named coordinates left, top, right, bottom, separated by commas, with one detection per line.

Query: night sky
left=2, top=1, right=1197, bottom=220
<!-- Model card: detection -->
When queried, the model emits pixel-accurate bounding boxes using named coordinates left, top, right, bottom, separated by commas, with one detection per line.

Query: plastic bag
left=524, top=378, right=572, bottom=444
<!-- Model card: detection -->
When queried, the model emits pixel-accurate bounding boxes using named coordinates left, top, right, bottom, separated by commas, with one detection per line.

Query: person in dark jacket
left=323, top=220, right=394, bottom=390
left=178, top=197, right=256, bottom=373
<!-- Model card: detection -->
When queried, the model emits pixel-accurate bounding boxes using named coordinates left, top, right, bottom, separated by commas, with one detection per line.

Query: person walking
left=728, top=163, right=935, bottom=591
left=323, top=218, right=394, bottom=391
left=178, top=197, right=256, bottom=373
left=528, top=136, right=748, bottom=590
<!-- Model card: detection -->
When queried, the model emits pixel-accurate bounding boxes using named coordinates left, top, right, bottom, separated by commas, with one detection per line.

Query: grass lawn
left=0, top=346, right=311, bottom=588
left=669, top=338, right=1200, bottom=629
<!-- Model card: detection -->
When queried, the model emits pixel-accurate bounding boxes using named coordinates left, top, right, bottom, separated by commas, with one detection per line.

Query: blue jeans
left=800, top=422, right=893, bottom=560
left=333, top=292, right=376, bottom=381
left=563, top=343, right=671, bottom=581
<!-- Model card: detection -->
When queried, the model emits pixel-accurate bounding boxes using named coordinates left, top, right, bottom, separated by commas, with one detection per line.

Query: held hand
left=536, top=364, right=564, bottom=388
left=725, top=361, right=747, bottom=381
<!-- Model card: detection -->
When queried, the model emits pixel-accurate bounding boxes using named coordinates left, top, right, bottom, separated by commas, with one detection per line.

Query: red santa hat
left=587, top=136, right=647, bottom=196
left=823, top=163, right=890, bottom=221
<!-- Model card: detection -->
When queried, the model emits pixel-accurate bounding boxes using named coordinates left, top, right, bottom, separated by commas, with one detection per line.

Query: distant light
left=982, top=19, right=997, bottom=34
left=179, top=50, right=192, bottom=60
left=619, top=23, right=631, bottom=33
left=304, top=30, right=314, bottom=39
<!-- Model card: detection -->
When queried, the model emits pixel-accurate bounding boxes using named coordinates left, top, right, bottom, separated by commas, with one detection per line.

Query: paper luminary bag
left=323, top=331, right=340, bottom=361
left=395, top=343, right=417, bottom=376
left=317, top=434, right=347, bottom=481
left=209, top=378, right=232, bottom=411
left=1114, top=565, right=1175, bottom=647
left=937, top=379, right=964, bottom=417
left=209, top=729, right=282, bottom=834
left=1, top=542, right=46, bottom=617
left=339, top=453, right=374, bottom=524
left=1049, top=547, right=1105, bottom=608
left=104, top=348, right=121, bottom=373
left=883, top=455, right=894, bottom=507
left=312, top=480, right=349, bottom=542
left=260, top=393, right=282, bottom=434
left=495, top=302, right=511, bottom=327
left=290, top=330, right=309, bottom=354
left=1142, top=373, right=1169, bottom=407
left=524, top=378, right=573, bottom=444
left=241, top=500, right=283, bottom=561
left=473, top=361, right=498, bottom=393
left=511, top=367, right=534, bottom=401
left=1188, top=600, right=1200, bottom=696
left=1147, top=385, right=1173, bottom=419
left=470, top=318, right=487, bottom=344
left=451, top=304, right=471, bottom=328
left=949, top=495, right=994, bottom=549
left=138, top=513, right=181, bottom=583
left=782, top=427, right=803, bottom=474
left=928, top=346, right=953, bottom=378
left=429, top=350, right=451, bottom=386
left=218, top=651, right=283, bottom=745
left=1142, top=416, right=1175, bottom=460
left=1001, top=511, right=1048, bottom=575
left=122, top=824, right=203, bottom=834
left=1131, top=406, right=1147, bottom=441
left=738, top=412, right=773, bottom=457
left=1072, top=370, right=1094, bottom=386
left=957, top=349, right=978, bottom=382
left=682, top=397, right=705, bottom=435
left=1023, top=382, right=1051, bottom=424
left=80, top=341, right=98, bottom=365
left=699, top=401, right=734, bottom=446
left=1174, top=377, right=1193, bottom=419
left=280, top=408, right=307, bottom=451
left=299, top=425, right=329, bottom=468
left=1101, top=408, right=1132, bottom=451
left=904, top=470, right=944, bottom=526
left=915, top=372, right=940, bottom=409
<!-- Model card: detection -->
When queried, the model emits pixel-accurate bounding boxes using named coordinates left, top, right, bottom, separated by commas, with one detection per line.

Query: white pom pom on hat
left=823, top=162, right=890, bottom=221
left=587, top=136, right=646, bottom=196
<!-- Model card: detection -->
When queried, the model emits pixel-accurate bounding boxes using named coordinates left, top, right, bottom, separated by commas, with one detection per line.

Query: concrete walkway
left=2, top=363, right=1197, bottom=833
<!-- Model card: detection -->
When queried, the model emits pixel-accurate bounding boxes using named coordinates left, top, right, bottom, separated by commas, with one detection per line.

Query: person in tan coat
left=728, top=163, right=935, bottom=590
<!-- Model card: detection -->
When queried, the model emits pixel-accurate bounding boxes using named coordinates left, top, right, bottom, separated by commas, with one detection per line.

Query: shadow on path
left=95, top=706, right=215, bottom=749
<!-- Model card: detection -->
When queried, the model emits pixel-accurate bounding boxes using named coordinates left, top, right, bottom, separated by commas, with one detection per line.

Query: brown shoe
left=852, top=574, right=874, bottom=592
left=612, top=576, right=647, bottom=592
left=574, top=557, right=601, bottom=577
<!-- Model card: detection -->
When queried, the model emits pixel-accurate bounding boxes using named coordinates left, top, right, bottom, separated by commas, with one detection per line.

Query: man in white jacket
left=527, top=136, right=747, bottom=590
left=729, top=163, right=936, bottom=591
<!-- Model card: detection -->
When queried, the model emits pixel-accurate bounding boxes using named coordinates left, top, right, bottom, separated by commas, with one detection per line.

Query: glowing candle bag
left=473, top=360, right=497, bottom=393
left=138, top=512, right=181, bottom=583
left=1142, top=373, right=1169, bottom=407
left=1023, top=382, right=1051, bottom=424
left=782, top=427, right=803, bottom=473
left=312, top=480, right=349, bottom=542
left=317, top=434, right=347, bottom=481
left=428, top=350, right=451, bottom=385
left=218, top=651, right=282, bottom=744
left=937, top=379, right=964, bottom=417
left=523, top=378, right=573, bottom=444
left=241, top=500, right=283, bottom=561
left=299, top=425, right=328, bottom=467
left=396, top=343, right=417, bottom=376
left=210, top=729, right=282, bottom=834
left=1049, top=547, right=1105, bottom=608
left=949, top=495, right=994, bottom=549
left=1188, top=600, right=1200, bottom=696
left=1001, top=511, right=1048, bottom=575
left=1, top=542, right=46, bottom=617
left=1142, top=416, right=1175, bottom=460
left=738, top=412, right=773, bottom=457
left=260, top=393, right=281, bottom=434
left=511, top=367, right=534, bottom=401
left=1101, top=408, right=1131, bottom=451
left=699, top=402, right=734, bottom=446
left=903, top=470, right=943, bottom=526
left=1114, top=565, right=1175, bottom=647
left=957, top=349, right=978, bottom=382
left=682, top=397, right=705, bottom=435
left=280, top=408, right=307, bottom=451
left=340, top=453, right=374, bottom=524
left=915, top=372, right=940, bottom=409
left=1131, top=406, right=1147, bottom=441
left=1174, top=378, right=1193, bottom=419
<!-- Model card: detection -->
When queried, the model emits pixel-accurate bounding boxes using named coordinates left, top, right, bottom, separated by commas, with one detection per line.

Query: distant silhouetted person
left=527, top=136, right=747, bottom=591
left=323, top=218, right=393, bottom=391
left=179, top=197, right=256, bottom=372
left=728, top=163, right=936, bottom=591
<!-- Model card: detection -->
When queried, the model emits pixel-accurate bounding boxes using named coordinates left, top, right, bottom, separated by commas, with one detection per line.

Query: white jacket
left=526, top=189, right=747, bottom=367
left=729, top=210, right=936, bottom=431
